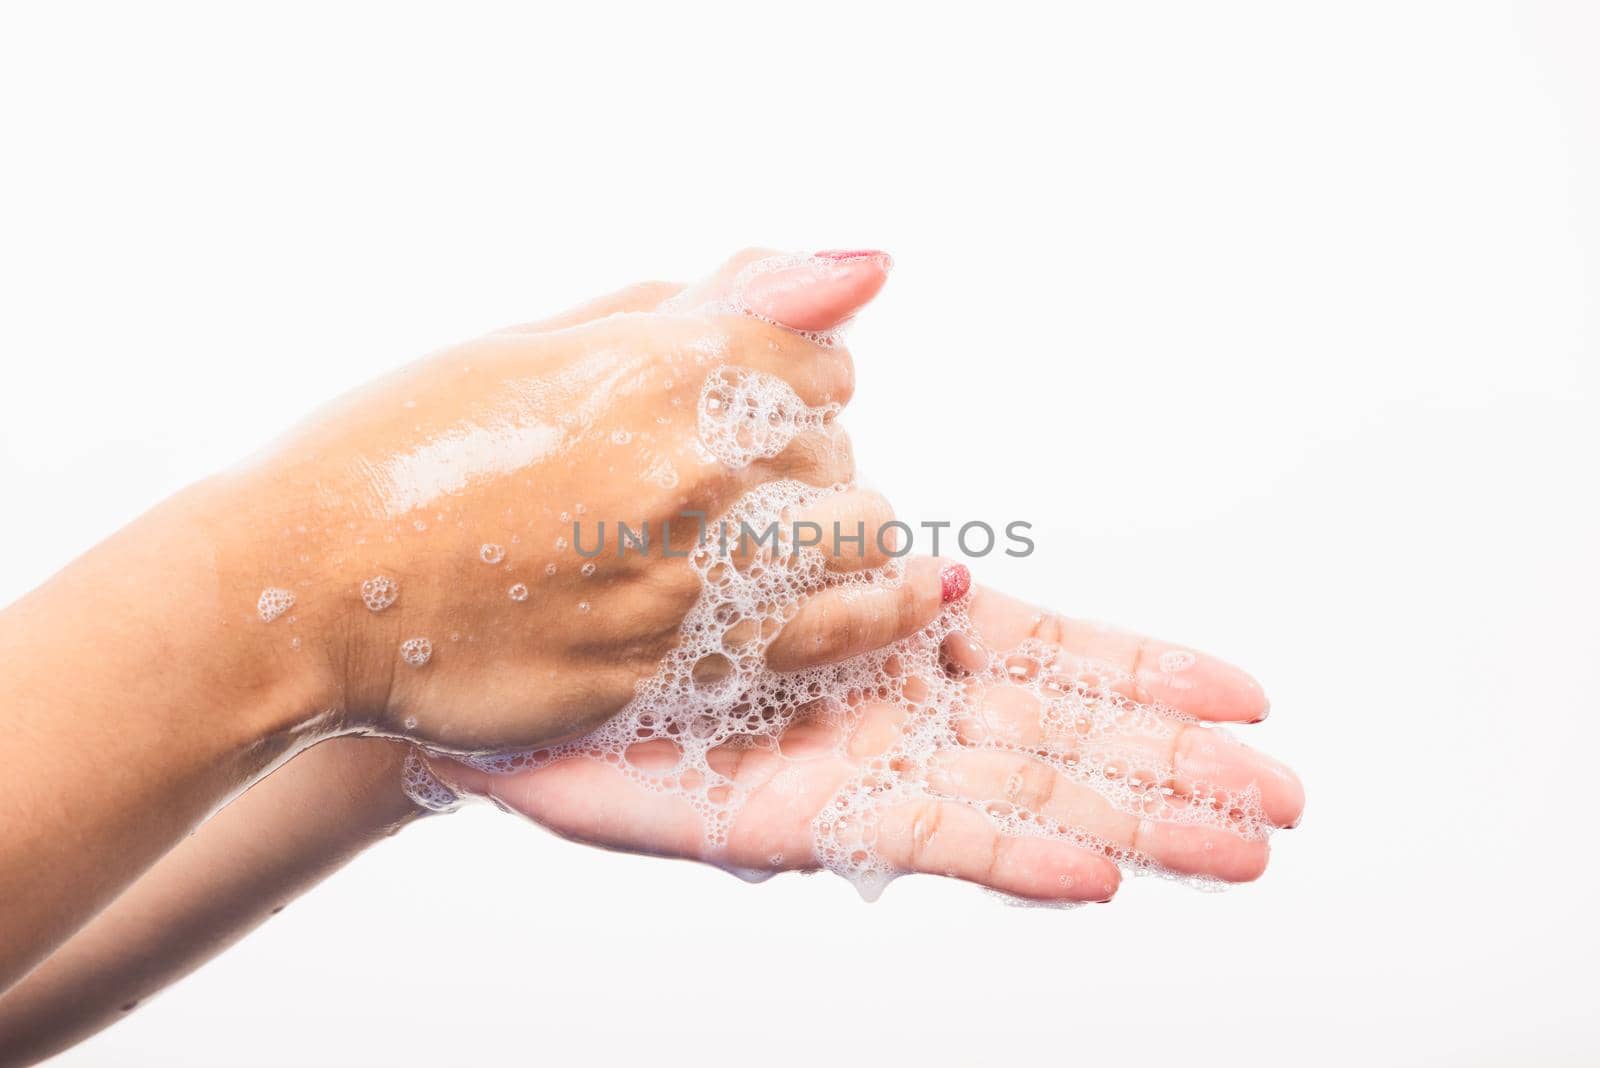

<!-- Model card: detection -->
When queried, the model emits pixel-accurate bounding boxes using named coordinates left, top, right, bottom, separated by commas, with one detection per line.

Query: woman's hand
left=215, top=249, right=951, bottom=754
left=0, top=247, right=954, bottom=990
left=432, top=586, right=1304, bottom=903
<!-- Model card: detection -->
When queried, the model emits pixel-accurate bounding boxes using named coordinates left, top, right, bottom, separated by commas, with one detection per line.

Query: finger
left=738, top=250, right=893, bottom=333
left=673, top=248, right=892, bottom=335
left=845, top=701, right=910, bottom=759
left=791, top=488, right=899, bottom=572
left=719, top=320, right=857, bottom=410
left=667, top=247, right=784, bottom=310
left=872, top=799, right=1121, bottom=902
left=955, top=587, right=1270, bottom=723
left=1165, top=725, right=1304, bottom=829
left=926, top=747, right=1270, bottom=882
left=949, top=682, right=1303, bottom=831
left=765, top=558, right=962, bottom=672
left=1053, top=717, right=1303, bottom=831
left=495, top=280, right=686, bottom=334
left=757, top=421, right=855, bottom=487
left=950, top=681, right=1049, bottom=749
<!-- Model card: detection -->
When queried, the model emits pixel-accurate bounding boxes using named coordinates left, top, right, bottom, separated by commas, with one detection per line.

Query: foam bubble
left=697, top=367, right=835, bottom=469
left=1159, top=649, right=1196, bottom=673
left=402, top=748, right=461, bottom=812
left=257, top=588, right=294, bottom=622
left=508, top=583, right=529, bottom=602
left=433, top=341, right=1273, bottom=903
left=400, top=638, right=433, bottom=667
left=361, top=576, right=399, bottom=612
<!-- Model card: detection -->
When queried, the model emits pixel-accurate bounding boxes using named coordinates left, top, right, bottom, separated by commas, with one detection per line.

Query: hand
left=213, top=249, right=954, bottom=754
left=432, top=585, right=1304, bottom=903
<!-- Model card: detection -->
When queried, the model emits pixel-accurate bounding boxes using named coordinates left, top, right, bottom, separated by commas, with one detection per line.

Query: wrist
left=79, top=479, right=350, bottom=774
left=181, top=473, right=362, bottom=748
left=0, top=480, right=348, bottom=987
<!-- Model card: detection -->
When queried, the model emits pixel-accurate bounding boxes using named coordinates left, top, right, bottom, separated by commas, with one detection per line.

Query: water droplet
left=576, top=601, right=590, bottom=614
left=480, top=543, right=505, bottom=564
left=508, top=583, right=529, bottom=602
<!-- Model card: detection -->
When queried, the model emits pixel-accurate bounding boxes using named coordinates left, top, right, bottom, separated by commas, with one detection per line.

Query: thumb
left=672, top=247, right=894, bottom=333
left=738, top=249, right=893, bottom=332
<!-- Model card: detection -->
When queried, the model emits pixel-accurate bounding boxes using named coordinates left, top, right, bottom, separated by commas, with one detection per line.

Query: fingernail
left=940, top=563, right=971, bottom=603
left=814, top=249, right=892, bottom=266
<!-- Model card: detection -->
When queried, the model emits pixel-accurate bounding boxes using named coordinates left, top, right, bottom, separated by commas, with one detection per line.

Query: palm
left=448, top=585, right=1303, bottom=904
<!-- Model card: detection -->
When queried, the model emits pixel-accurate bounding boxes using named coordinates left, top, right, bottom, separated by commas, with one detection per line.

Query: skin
left=0, top=249, right=950, bottom=993
left=0, top=739, right=420, bottom=1067
left=0, top=584, right=1304, bottom=1066
left=438, top=584, right=1304, bottom=895
left=0, top=250, right=1304, bottom=1063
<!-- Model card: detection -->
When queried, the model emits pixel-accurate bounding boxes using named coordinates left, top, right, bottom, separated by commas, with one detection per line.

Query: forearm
left=0, top=737, right=423, bottom=1067
left=0, top=483, right=339, bottom=992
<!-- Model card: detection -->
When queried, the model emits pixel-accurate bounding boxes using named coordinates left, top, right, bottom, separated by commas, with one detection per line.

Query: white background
left=2, top=2, right=1596, bottom=1065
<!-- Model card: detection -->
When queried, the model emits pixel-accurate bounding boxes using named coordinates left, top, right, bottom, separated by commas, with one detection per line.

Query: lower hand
left=433, top=585, right=1303, bottom=903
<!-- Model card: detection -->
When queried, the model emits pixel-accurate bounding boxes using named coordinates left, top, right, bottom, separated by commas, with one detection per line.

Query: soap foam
left=399, top=270, right=1272, bottom=901
left=257, top=588, right=294, bottom=623
left=434, top=362, right=1269, bottom=903
left=361, top=576, right=399, bottom=612
left=403, top=749, right=462, bottom=813
left=400, top=637, right=433, bottom=667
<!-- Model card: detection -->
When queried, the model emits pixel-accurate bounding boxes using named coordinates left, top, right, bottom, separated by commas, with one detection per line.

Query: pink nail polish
left=813, top=248, right=891, bottom=263
left=940, top=563, right=971, bottom=604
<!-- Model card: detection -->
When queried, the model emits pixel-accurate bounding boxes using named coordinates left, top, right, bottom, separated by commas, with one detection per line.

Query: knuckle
left=776, top=425, right=853, bottom=485
left=982, top=833, right=1006, bottom=883
left=823, top=424, right=856, bottom=481
left=810, top=620, right=851, bottom=666
left=897, top=573, right=932, bottom=629
left=909, top=802, right=945, bottom=866
left=1168, top=723, right=1195, bottom=772
left=1012, top=759, right=1057, bottom=812
left=859, top=489, right=895, bottom=527
left=730, top=246, right=779, bottom=268
left=1029, top=611, right=1069, bottom=646
left=823, top=348, right=856, bottom=408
